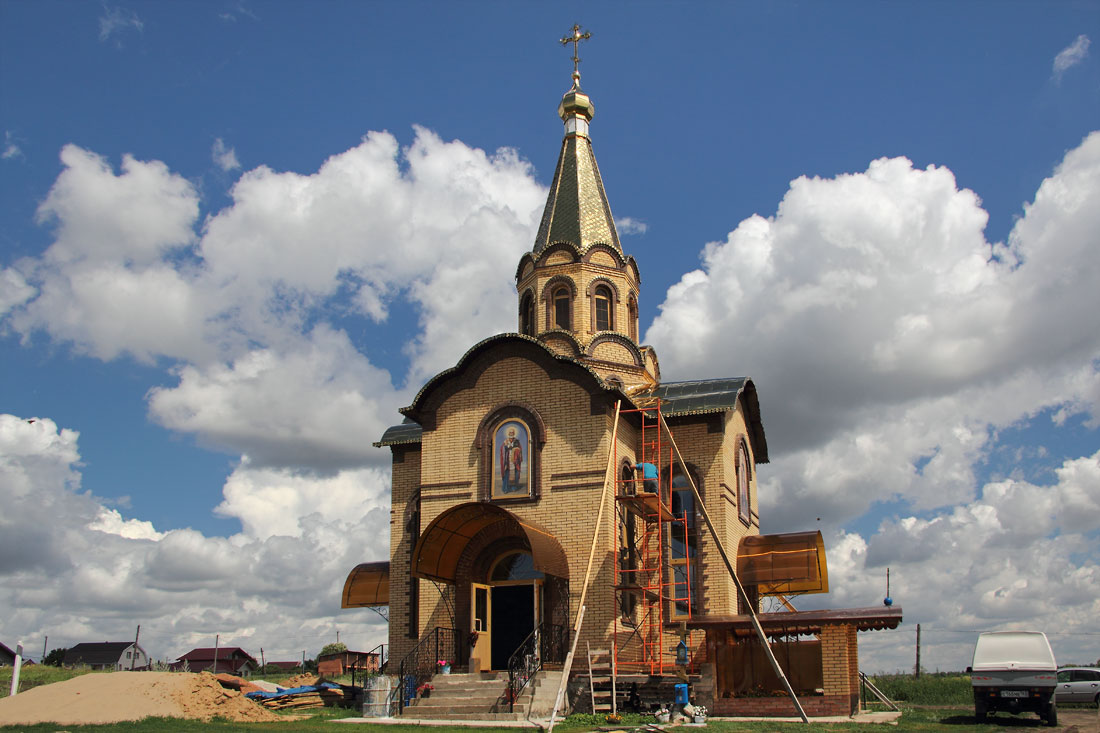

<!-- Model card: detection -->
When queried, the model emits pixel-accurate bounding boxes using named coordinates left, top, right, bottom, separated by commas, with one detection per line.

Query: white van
left=968, top=631, right=1058, bottom=725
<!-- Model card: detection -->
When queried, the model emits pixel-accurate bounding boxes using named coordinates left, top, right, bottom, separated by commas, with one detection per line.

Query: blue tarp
left=246, top=682, right=340, bottom=700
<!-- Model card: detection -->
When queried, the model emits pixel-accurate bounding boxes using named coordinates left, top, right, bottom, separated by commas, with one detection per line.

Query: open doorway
left=490, top=584, right=535, bottom=670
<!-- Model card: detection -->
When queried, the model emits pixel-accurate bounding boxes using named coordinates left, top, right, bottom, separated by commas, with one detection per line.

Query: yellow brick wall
left=387, top=446, right=422, bottom=664
left=385, top=347, right=766, bottom=672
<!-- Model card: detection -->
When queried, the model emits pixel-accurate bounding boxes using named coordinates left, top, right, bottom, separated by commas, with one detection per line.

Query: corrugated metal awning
left=737, top=531, right=828, bottom=596
left=341, top=561, right=390, bottom=608
left=411, top=502, right=570, bottom=583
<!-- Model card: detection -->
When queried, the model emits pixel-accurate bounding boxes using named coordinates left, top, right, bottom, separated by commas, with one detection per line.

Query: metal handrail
left=349, top=644, right=386, bottom=689
left=396, top=627, right=460, bottom=714
left=367, top=643, right=387, bottom=673
left=503, top=623, right=567, bottom=713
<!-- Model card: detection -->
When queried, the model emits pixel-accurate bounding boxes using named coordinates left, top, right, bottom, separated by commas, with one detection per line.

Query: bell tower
left=515, top=26, right=657, bottom=388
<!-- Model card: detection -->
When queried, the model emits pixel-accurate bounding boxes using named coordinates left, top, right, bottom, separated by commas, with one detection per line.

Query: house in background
left=0, top=642, right=17, bottom=666
left=266, top=660, right=302, bottom=672
left=172, top=646, right=258, bottom=676
left=316, top=648, right=381, bottom=676
left=62, top=642, right=148, bottom=670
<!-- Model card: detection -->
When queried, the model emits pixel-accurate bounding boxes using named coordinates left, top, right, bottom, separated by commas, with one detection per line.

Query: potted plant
left=655, top=706, right=670, bottom=723
left=417, top=682, right=434, bottom=698
left=693, top=704, right=708, bottom=724
left=437, top=659, right=452, bottom=674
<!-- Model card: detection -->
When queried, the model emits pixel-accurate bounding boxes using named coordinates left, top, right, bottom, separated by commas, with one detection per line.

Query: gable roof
left=176, top=647, right=257, bottom=665
left=0, top=642, right=16, bottom=663
left=62, top=642, right=134, bottom=666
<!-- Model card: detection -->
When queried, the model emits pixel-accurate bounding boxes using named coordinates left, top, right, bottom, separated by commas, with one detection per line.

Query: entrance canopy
left=412, top=502, right=570, bottom=583
left=341, top=561, right=389, bottom=608
left=737, top=531, right=829, bottom=596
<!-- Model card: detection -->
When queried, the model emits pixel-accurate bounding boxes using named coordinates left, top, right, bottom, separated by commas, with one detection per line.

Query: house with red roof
left=172, top=646, right=258, bottom=676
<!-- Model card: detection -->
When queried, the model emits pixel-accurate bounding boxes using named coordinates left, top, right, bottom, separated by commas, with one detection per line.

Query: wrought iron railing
left=348, top=644, right=386, bottom=689
left=397, top=627, right=460, bottom=713
left=368, top=643, right=387, bottom=672
left=502, top=622, right=567, bottom=712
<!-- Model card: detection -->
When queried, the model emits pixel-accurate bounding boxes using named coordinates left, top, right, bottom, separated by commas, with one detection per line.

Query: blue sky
left=2, top=1, right=1098, bottom=671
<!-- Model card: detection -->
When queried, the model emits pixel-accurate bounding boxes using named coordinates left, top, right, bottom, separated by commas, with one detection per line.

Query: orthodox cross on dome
left=560, top=24, right=591, bottom=85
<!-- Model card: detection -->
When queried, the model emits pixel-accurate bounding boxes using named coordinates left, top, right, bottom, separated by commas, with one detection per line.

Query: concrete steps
left=402, top=670, right=559, bottom=721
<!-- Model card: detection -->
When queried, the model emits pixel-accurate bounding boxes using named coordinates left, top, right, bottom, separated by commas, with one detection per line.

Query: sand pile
left=0, top=671, right=284, bottom=725
left=280, top=672, right=319, bottom=688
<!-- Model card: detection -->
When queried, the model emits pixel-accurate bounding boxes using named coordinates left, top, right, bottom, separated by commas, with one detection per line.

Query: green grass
left=0, top=708, right=1018, bottom=733
left=867, top=672, right=972, bottom=706
left=0, top=664, right=102, bottom=698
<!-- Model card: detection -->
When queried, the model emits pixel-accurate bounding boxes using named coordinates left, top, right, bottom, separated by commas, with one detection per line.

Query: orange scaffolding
left=611, top=399, right=691, bottom=675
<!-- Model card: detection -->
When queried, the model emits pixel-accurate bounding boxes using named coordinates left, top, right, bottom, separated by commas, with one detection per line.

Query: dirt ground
left=0, top=670, right=284, bottom=725
left=1051, top=707, right=1099, bottom=732
left=973, top=707, right=1099, bottom=731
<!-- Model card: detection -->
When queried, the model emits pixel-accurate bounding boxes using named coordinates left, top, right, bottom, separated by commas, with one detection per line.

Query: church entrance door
left=490, top=583, right=536, bottom=670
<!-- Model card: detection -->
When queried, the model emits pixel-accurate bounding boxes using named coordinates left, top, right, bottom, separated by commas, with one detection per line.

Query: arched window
left=489, top=551, right=544, bottom=582
left=553, top=286, right=571, bottom=330
left=594, top=285, right=612, bottom=332
left=737, top=440, right=751, bottom=525
left=519, top=291, right=535, bottom=336
left=669, top=470, right=700, bottom=619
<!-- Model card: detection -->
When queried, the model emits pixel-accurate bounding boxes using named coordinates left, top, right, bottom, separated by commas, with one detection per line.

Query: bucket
left=674, top=683, right=689, bottom=705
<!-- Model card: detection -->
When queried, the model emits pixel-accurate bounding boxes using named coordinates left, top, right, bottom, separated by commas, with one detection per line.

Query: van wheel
left=1043, top=701, right=1057, bottom=727
left=974, top=703, right=986, bottom=723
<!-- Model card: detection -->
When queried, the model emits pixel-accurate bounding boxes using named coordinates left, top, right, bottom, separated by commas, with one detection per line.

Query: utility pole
left=915, top=624, right=921, bottom=678
left=42, top=636, right=47, bottom=663
left=131, top=625, right=141, bottom=671
left=261, top=648, right=265, bottom=668
left=213, top=634, right=219, bottom=674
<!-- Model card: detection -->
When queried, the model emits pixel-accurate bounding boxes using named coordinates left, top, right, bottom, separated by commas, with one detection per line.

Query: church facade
left=344, top=53, right=900, bottom=718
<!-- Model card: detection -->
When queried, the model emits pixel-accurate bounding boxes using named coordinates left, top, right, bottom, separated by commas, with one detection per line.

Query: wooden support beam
left=659, top=412, right=809, bottom=724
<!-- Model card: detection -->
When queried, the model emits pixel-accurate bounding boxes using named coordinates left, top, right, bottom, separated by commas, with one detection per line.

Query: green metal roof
left=373, top=421, right=423, bottom=448
left=650, top=378, right=751, bottom=415
left=649, top=378, right=769, bottom=463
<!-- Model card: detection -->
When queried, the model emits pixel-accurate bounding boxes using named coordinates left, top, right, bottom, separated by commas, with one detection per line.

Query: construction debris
left=246, top=680, right=356, bottom=710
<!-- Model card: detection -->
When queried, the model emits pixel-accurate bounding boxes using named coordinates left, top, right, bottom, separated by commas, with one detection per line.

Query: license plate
left=1000, top=690, right=1028, bottom=698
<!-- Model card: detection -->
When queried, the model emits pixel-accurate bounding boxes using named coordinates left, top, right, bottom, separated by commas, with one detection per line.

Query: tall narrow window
left=669, top=471, right=700, bottom=618
left=595, top=285, right=612, bottom=331
left=618, top=463, right=638, bottom=617
left=406, top=493, right=421, bottom=638
left=628, top=296, right=638, bottom=342
left=737, top=441, right=751, bottom=525
left=520, top=292, right=535, bottom=336
left=553, top=287, right=571, bottom=330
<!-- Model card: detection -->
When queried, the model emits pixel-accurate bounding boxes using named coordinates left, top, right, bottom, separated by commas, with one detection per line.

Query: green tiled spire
left=531, top=75, right=622, bottom=256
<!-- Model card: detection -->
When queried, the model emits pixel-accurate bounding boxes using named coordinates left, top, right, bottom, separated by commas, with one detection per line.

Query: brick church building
left=343, top=44, right=901, bottom=719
